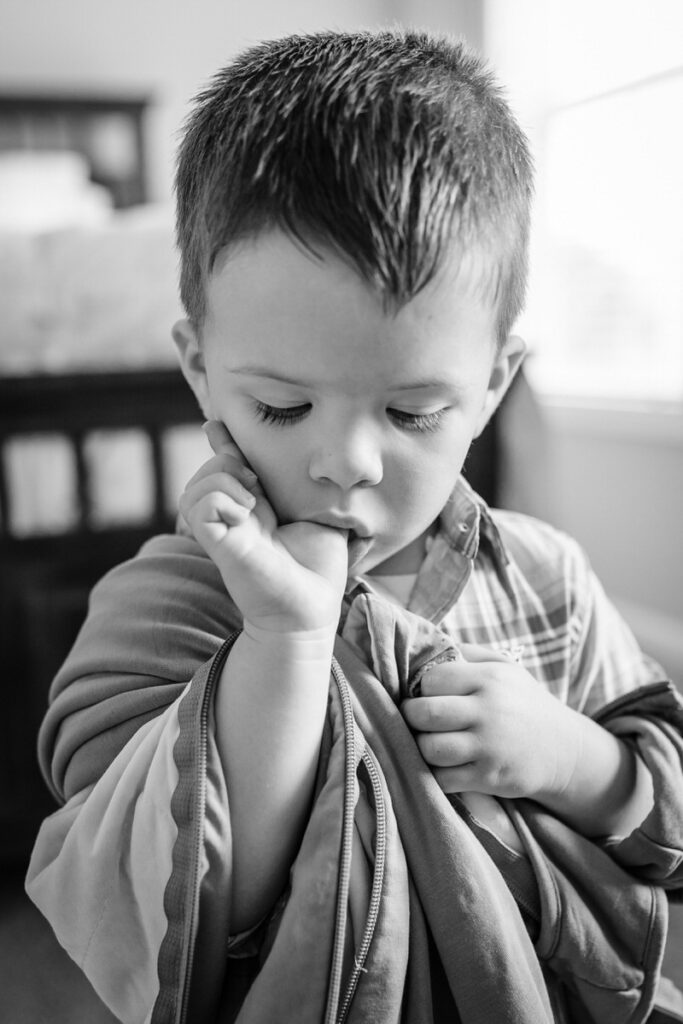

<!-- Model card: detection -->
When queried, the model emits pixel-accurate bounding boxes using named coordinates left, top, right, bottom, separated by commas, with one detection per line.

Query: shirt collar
left=345, top=476, right=514, bottom=623
left=405, top=475, right=513, bottom=620
left=439, top=474, right=510, bottom=568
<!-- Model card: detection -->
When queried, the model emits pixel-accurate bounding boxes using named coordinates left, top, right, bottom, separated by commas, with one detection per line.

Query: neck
left=369, top=523, right=435, bottom=576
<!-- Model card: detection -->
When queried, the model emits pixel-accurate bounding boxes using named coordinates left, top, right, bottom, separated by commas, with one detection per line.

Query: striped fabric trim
left=153, top=640, right=233, bottom=1024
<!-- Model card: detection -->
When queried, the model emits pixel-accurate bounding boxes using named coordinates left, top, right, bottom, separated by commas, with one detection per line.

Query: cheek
left=210, top=405, right=281, bottom=487
left=230, top=428, right=306, bottom=517
left=387, top=441, right=467, bottom=517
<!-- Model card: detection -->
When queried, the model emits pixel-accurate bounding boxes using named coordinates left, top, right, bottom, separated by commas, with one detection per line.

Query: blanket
left=27, top=582, right=683, bottom=1024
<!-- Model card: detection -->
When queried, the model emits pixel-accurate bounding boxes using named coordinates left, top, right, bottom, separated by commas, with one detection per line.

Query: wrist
left=538, top=707, right=647, bottom=837
left=241, top=619, right=337, bottom=663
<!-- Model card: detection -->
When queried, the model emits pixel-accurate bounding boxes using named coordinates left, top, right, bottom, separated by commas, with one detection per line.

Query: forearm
left=538, top=706, right=654, bottom=839
left=215, top=623, right=336, bottom=932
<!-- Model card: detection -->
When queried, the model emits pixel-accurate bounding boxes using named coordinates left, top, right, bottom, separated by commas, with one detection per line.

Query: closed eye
left=387, top=408, right=447, bottom=433
left=254, top=401, right=311, bottom=426
left=253, top=401, right=447, bottom=433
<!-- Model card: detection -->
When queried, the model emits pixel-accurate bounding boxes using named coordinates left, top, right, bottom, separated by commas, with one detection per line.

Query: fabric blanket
left=27, top=588, right=683, bottom=1024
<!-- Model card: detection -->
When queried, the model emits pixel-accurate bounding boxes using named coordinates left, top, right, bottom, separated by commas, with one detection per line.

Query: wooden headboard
left=0, top=368, right=202, bottom=865
left=0, top=91, right=150, bottom=207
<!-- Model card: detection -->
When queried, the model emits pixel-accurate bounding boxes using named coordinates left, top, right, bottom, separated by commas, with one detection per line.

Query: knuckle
left=411, top=700, right=444, bottom=733
left=428, top=696, right=454, bottom=730
left=407, top=697, right=429, bottom=728
left=488, top=664, right=509, bottom=686
left=421, top=663, right=453, bottom=695
left=420, top=697, right=440, bottom=729
left=480, top=763, right=499, bottom=791
left=418, top=733, right=450, bottom=767
left=480, top=759, right=514, bottom=796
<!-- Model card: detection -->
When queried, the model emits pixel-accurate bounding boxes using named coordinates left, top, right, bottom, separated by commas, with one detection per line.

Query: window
left=484, top=0, right=683, bottom=406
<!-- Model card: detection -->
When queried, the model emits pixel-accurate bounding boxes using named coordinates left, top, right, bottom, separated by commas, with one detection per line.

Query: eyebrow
left=229, top=366, right=315, bottom=387
left=229, top=365, right=462, bottom=393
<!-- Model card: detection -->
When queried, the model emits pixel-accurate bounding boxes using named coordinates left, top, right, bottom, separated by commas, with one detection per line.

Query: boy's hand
left=179, top=420, right=348, bottom=634
left=401, top=646, right=578, bottom=802
left=402, top=647, right=653, bottom=839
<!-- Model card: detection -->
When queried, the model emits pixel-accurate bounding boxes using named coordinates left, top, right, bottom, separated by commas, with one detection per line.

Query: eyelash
left=388, top=408, right=446, bottom=433
left=253, top=401, right=446, bottom=434
left=254, top=402, right=310, bottom=426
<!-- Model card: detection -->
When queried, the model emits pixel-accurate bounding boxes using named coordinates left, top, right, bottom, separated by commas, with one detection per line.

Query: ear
left=472, top=334, right=527, bottom=438
left=172, top=319, right=212, bottom=419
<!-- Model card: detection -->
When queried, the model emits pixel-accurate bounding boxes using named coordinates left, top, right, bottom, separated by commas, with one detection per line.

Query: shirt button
left=458, top=522, right=469, bottom=532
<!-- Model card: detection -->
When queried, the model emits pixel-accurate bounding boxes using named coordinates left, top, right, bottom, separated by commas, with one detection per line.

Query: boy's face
left=174, top=231, right=524, bottom=576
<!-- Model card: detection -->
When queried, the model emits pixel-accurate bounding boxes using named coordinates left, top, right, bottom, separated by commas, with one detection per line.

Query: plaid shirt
left=356, top=476, right=664, bottom=717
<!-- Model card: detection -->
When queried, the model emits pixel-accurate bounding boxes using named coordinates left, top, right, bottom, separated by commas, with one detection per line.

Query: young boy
left=27, top=29, right=683, bottom=1024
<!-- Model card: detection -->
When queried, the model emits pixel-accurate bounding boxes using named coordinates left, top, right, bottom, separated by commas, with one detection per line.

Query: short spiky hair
left=175, top=29, right=533, bottom=344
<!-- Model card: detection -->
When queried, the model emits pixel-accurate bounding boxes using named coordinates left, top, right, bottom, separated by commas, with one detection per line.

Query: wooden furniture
left=0, top=368, right=201, bottom=865
left=0, top=91, right=150, bottom=208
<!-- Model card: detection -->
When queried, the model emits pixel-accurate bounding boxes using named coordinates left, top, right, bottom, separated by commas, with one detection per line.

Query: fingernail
left=506, top=645, right=525, bottom=664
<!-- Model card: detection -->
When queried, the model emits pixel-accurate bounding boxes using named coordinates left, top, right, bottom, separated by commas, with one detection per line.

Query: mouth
left=306, top=514, right=373, bottom=571
left=311, top=512, right=368, bottom=533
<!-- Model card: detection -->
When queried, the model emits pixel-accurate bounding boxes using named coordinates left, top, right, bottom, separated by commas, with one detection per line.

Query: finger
left=458, top=642, right=521, bottom=664
left=418, top=658, right=522, bottom=697
left=186, top=451, right=258, bottom=492
left=432, top=764, right=484, bottom=794
left=203, top=421, right=257, bottom=482
left=203, top=419, right=237, bottom=455
left=414, top=729, right=479, bottom=769
left=401, top=695, right=476, bottom=732
left=180, top=488, right=254, bottom=533
left=182, top=471, right=256, bottom=511
left=416, top=661, right=480, bottom=697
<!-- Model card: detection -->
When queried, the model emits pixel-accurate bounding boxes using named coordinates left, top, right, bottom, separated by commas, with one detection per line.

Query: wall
left=390, top=0, right=482, bottom=48
left=542, top=405, right=683, bottom=683
left=0, top=1, right=483, bottom=203
left=1, top=0, right=485, bottom=203
left=0, top=0, right=388, bottom=201
left=482, top=0, right=683, bottom=683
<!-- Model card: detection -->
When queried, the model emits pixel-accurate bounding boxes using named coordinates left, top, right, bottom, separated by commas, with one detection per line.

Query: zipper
left=323, top=657, right=358, bottom=1024
left=336, top=744, right=387, bottom=1024
left=176, top=643, right=385, bottom=1024
left=177, top=633, right=238, bottom=1024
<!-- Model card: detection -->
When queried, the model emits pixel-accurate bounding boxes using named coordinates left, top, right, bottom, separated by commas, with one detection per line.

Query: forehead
left=204, top=231, right=498, bottom=386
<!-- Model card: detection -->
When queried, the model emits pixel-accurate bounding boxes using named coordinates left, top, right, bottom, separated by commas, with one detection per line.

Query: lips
left=307, top=514, right=372, bottom=571
left=308, top=512, right=370, bottom=538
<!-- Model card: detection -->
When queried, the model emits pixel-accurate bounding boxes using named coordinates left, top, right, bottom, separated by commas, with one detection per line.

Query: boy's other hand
left=401, top=645, right=579, bottom=803
left=179, top=420, right=348, bottom=635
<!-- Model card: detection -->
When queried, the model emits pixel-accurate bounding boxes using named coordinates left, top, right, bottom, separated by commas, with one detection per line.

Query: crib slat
left=0, top=446, right=9, bottom=537
left=147, top=425, right=167, bottom=528
left=71, top=431, right=91, bottom=529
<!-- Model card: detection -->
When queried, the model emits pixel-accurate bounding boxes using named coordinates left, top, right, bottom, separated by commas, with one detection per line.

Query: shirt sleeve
left=565, top=538, right=668, bottom=716
left=38, top=532, right=240, bottom=803
left=562, top=543, right=683, bottom=888
left=27, top=641, right=236, bottom=1024
left=594, top=681, right=683, bottom=891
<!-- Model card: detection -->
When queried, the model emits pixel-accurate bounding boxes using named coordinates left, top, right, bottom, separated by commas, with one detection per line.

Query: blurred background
left=0, top=0, right=682, bottom=1014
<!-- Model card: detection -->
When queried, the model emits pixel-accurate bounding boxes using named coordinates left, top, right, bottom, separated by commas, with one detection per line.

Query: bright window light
left=484, top=0, right=683, bottom=406
left=526, top=72, right=683, bottom=402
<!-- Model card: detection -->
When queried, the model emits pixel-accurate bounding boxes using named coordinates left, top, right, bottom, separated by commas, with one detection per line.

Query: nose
left=308, top=417, right=383, bottom=490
